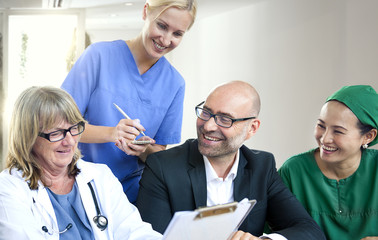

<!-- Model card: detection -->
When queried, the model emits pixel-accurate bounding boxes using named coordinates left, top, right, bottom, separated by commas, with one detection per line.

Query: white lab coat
left=0, top=159, right=162, bottom=240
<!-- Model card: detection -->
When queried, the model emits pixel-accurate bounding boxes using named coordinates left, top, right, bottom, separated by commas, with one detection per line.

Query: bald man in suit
left=137, top=81, right=325, bottom=240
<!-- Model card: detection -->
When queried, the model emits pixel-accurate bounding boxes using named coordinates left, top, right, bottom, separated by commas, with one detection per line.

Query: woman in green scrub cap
left=279, top=85, right=378, bottom=240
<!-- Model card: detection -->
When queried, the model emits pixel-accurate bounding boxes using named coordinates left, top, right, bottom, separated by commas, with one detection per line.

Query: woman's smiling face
left=314, top=101, right=366, bottom=165
left=33, top=121, right=80, bottom=173
left=141, top=5, right=193, bottom=59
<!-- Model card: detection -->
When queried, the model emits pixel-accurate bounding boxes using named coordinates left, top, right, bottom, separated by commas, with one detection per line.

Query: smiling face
left=196, top=82, right=260, bottom=161
left=32, top=121, right=80, bottom=174
left=314, top=101, right=367, bottom=165
left=141, top=5, right=193, bottom=59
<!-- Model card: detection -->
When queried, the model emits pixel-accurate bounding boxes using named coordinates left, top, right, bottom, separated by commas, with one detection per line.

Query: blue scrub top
left=47, top=182, right=94, bottom=240
left=62, top=40, right=185, bottom=203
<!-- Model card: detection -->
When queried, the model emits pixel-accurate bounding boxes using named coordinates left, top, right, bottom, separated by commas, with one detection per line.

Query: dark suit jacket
left=137, top=139, right=325, bottom=239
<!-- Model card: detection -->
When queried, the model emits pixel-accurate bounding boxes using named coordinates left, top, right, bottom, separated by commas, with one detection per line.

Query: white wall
left=87, top=28, right=140, bottom=44
left=168, top=0, right=378, bottom=167
left=11, top=0, right=375, bottom=168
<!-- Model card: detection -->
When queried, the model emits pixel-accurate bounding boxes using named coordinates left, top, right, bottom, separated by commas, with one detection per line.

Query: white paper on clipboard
left=162, top=198, right=257, bottom=240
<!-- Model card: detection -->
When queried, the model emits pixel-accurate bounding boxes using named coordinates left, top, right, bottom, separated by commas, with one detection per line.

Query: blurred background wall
left=1, top=0, right=377, bottom=168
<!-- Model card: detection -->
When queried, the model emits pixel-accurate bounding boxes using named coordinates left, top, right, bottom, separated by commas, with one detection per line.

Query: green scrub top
left=279, top=148, right=378, bottom=240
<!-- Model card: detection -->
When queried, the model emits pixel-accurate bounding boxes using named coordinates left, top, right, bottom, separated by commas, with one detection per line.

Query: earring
left=362, top=143, right=368, bottom=149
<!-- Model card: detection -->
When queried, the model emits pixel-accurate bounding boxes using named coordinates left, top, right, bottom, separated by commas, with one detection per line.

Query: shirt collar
left=204, top=150, right=240, bottom=183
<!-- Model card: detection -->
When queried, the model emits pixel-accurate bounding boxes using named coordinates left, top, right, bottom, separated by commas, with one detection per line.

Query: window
left=1, top=10, right=84, bottom=167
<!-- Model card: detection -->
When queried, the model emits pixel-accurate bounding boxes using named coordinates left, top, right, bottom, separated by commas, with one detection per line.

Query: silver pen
left=113, top=103, right=146, bottom=136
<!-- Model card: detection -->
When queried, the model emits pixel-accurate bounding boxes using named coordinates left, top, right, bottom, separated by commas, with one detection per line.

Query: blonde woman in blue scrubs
left=62, top=0, right=197, bottom=204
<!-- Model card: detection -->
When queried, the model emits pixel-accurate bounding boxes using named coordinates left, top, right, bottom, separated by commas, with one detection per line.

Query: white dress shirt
left=204, top=150, right=239, bottom=206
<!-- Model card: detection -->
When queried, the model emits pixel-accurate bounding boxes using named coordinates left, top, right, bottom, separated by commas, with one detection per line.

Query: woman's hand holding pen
left=114, top=118, right=155, bottom=156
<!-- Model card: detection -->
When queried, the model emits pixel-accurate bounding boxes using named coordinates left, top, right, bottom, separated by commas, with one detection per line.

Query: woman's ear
left=365, top=128, right=377, bottom=145
left=142, top=3, right=149, bottom=20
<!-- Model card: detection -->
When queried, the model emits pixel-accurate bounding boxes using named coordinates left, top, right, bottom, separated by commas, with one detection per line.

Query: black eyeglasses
left=195, top=101, right=255, bottom=128
left=38, top=121, right=85, bottom=142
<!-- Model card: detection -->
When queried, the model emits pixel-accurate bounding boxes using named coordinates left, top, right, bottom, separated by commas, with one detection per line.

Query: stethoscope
left=87, top=182, right=108, bottom=231
left=34, top=181, right=108, bottom=235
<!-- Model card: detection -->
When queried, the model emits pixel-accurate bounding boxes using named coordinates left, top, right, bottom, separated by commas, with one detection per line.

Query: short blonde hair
left=6, top=86, right=85, bottom=189
left=146, top=0, right=197, bottom=29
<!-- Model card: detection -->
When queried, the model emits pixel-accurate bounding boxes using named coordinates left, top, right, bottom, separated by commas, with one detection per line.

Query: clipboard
left=162, top=198, right=257, bottom=240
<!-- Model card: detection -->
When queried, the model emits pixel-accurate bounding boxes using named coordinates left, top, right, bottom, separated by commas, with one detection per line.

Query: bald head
left=197, top=81, right=261, bottom=160
left=207, top=81, right=261, bottom=117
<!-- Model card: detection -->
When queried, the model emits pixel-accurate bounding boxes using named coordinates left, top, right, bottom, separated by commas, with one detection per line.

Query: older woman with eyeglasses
left=0, top=86, right=162, bottom=240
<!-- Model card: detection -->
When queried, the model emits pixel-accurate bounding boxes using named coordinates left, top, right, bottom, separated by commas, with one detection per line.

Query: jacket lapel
left=233, top=146, right=253, bottom=230
left=234, top=147, right=252, bottom=202
left=187, top=140, right=207, bottom=208
left=35, top=183, right=59, bottom=232
left=75, top=162, right=110, bottom=239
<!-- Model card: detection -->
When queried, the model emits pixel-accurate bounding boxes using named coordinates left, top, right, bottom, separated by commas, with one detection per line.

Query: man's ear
left=245, top=119, right=261, bottom=141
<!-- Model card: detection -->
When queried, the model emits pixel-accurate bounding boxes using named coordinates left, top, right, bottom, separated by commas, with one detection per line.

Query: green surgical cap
left=326, top=85, right=378, bottom=146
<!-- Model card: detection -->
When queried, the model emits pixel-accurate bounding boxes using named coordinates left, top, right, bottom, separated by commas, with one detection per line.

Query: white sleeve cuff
left=260, top=233, right=288, bottom=240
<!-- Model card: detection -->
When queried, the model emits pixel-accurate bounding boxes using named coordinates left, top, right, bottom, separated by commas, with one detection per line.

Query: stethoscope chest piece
left=93, top=215, right=108, bottom=231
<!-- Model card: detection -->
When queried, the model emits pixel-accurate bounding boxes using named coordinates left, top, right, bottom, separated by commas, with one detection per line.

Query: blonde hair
left=6, top=86, right=85, bottom=189
left=146, top=0, right=197, bottom=29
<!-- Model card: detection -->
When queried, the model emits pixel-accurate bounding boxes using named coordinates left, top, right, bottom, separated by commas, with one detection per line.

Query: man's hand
left=231, top=231, right=261, bottom=240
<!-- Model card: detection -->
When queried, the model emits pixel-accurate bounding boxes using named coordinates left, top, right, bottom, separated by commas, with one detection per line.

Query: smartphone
left=131, top=140, right=153, bottom=145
